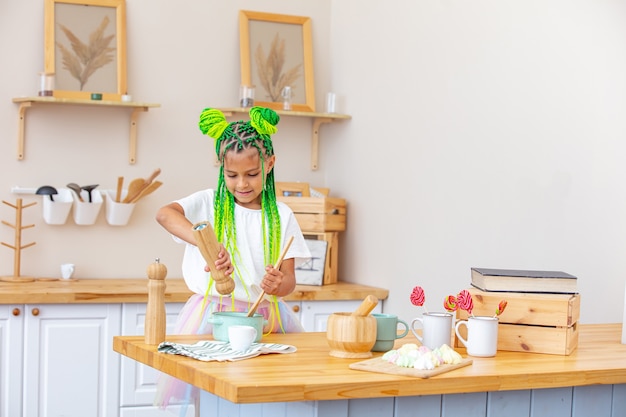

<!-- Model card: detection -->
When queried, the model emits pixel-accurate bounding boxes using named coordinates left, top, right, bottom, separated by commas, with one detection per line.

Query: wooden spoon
left=129, top=180, right=162, bottom=204
left=247, top=236, right=294, bottom=317
left=122, top=168, right=161, bottom=203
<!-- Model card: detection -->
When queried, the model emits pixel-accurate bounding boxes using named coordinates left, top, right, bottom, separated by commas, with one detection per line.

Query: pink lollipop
left=443, top=295, right=457, bottom=312
left=456, top=289, right=474, bottom=315
left=410, top=286, right=425, bottom=307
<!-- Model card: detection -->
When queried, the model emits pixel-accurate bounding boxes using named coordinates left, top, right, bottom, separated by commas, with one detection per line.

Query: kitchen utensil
left=66, top=183, right=84, bottom=202
left=122, top=168, right=161, bottom=203
left=326, top=295, right=379, bottom=358
left=352, top=295, right=379, bottom=316
left=36, top=185, right=57, bottom=201
left=192, top=221, right=235, bottom=295
left=207, top=311, right=266, bottom=342
left=129, top=180, right=162, bottom=204
left=115, top=176, right=124, bottom=203
left=246, top=236, right=294, bottom=317
left=81, top=184, right=99, bottom=203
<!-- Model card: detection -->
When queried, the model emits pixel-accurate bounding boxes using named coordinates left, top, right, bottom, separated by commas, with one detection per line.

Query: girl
left=154, top=106, right=310, bottom=409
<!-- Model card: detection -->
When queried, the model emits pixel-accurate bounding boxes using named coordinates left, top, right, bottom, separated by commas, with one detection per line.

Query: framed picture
left=44, top=0, right=127, bottom=100
left=295, top=239, right=327, bottom=286
left=239, top=10, right=316, bottom=112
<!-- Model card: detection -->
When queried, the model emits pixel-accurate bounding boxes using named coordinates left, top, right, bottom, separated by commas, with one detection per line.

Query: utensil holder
left=105, top=191, right=135, bottom=226
left=72, top=189, right=103, bottom=225
left=42, top=188, right=72, bottom=225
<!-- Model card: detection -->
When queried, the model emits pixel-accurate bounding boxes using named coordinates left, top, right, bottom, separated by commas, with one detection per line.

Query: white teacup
left=228, top=325, right=258, bottom=352
left=61, top=263, right=75, bottom=279
left=455, top=316, right=499, bottom=357
left=410, top=312, right=453, bottom=350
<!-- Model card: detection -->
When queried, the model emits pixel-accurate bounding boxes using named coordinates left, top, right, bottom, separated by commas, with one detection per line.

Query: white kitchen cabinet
left=0, top=303, right=121, bottom=417
left=0, top=305, right=23, bottom=417
left=120, top=303, right=194, bottom=417
left=24, top=304, right=122, bottom=417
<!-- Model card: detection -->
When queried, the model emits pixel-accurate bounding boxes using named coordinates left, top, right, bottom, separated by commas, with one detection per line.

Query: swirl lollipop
left=410, top=286, right=425, bottom=306
left=410, top=286, right=428, bottom=313
left=443, top=295, right=457, bottom=312
left=495, top=300, right=508, bottom=317
left=456, top=289, right=474, bottom=316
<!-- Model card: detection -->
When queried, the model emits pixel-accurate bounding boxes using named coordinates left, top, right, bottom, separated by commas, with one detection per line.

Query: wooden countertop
left=113, top=323, right=626, bottom=404
left=0, top=279, right=388, bottom=304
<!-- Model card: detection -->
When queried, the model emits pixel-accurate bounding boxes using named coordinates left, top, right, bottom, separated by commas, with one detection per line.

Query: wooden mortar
left=327, top=295, right=378, bottom=358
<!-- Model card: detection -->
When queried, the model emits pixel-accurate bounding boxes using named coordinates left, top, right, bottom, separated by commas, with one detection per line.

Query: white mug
left=455, top=316, right=499, bottom=357
left=410, top=312, right=453, bottom=350
left=60, top=263, right=75, bottom=279
left=228, top=325, right=258, bottom=352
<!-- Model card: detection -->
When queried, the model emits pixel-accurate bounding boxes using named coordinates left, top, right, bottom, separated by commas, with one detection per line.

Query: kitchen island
left=0, top=279, right=387, bottom=417
left=114, top=323, right=626, bottom=417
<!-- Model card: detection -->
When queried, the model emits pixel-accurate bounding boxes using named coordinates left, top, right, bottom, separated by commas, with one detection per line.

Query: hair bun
left=198, top=108, right=229, bottom=139
left=249, top=106, right=279, bottom=135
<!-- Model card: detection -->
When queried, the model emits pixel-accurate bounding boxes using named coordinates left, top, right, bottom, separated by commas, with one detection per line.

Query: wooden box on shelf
left=455, top=287, right=580, bottom=355
left=277, top=196, right=346, bottom=232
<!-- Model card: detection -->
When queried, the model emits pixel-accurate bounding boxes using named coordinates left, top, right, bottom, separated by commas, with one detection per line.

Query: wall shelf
left=219, top=107, right=351, bottom=170
left=12, top=97, right=161, bottom=164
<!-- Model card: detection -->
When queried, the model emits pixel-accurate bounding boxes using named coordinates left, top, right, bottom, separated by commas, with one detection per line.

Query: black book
left=471, top=267, right=578, bottom=294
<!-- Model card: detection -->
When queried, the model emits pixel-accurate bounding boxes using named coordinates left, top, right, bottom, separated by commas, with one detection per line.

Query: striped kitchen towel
left=157, top=340, right=297, bottom=362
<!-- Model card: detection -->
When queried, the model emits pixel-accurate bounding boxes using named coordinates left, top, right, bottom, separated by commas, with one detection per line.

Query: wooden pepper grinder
left=192, top=221, right=235, bottom=295
left=145, top=258, right=167, bottom=345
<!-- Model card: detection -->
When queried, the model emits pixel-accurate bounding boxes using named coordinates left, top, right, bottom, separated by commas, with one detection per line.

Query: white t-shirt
left=172, top=189, right=311, bottom=301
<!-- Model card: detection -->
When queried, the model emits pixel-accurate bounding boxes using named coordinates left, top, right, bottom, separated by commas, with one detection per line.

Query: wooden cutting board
left=349, top=356, right=473, bottom=379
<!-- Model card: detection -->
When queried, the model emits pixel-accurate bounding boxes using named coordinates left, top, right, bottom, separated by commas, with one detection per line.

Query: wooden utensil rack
left=1, top=198, right=36, bottom=280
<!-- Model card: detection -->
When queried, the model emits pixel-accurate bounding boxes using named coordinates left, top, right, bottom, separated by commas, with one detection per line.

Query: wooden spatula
left=123, top=168, right=161, bottom=203
left=247, top=236, right=294, bottom=317
left=129, top=180, right=162, bottom=204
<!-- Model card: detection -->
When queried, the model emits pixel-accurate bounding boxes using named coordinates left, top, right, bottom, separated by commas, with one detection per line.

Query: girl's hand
left=204, top=245, right=233, bottom=276
left=261, top=264, right=284, bottom=295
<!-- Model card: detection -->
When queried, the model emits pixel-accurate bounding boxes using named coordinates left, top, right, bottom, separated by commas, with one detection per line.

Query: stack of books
left=456, top=267, right=580, bottom=355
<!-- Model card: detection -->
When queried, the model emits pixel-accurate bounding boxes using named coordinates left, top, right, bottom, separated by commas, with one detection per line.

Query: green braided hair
left=198, top=106, right=282, bottom=273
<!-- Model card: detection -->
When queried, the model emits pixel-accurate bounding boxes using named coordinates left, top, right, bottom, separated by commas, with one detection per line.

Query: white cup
left=325, top=92, right=337, bottom=113
left=228, top=325, right=258, bottom=351
left=410, top=312, right=453, bottom=350
left=61, top=263, right=75, bottom=279
left=455, top=316, right=499, bottom=357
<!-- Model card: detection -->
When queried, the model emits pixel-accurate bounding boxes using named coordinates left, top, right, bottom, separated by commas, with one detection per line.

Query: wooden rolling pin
left=192, top=221, right=235, bottom=295
left=145, top=258, right=167, bottom=345
left=351, top=295, right=379, bottom=317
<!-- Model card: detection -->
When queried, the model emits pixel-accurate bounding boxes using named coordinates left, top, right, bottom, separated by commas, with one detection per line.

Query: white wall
left=1, top=0, right=625, bottom=325
left=326, top=0, right=626, bottom=325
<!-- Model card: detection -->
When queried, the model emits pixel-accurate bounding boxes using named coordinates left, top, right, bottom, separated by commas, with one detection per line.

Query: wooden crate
left=298, top=232, right=339, bottom=285
left=278, top=196, right=346, bottom=232
left=455, top=288, right=580, bottom=355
